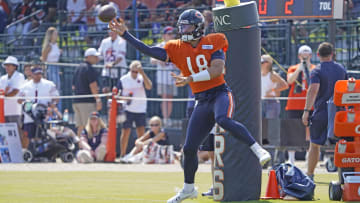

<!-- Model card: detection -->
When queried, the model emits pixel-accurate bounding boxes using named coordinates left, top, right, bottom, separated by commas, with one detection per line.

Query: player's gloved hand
left=171, top=72, right=192, bottom=87
left=109, top=18, right=127, bottom=36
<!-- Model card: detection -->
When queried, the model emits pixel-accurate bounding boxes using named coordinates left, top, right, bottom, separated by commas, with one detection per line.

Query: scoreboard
left=215, top=0, right=344, bottom=19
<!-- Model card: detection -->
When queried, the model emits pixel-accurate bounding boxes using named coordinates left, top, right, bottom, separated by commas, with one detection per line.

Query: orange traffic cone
left=261, top=169, right=281, bottom=199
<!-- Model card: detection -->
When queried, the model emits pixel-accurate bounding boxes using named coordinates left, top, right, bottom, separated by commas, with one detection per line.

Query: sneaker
left=76, top=150, right=94, bottom=163
left=95, top=145, right=107, bottom=161
left=127, top=152, right=143, bottom=164
left=258, top=149, right=271, bottom=166
left=201, top=187, right=213, bottom=197
left=167, top=188, right=198, bottom=203
left=250, top=143, right=271, bottom=166
left=119, top=154, right=132, bottom=163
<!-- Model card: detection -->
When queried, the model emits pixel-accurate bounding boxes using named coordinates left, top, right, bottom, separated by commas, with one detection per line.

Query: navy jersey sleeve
left=211, top=49, right=225, bottom=61
left=122, top=31, right=168, bottom=61
left=310, top=68, right=320, bottom=84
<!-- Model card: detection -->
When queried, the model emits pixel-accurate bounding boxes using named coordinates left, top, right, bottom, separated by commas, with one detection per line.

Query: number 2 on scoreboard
left=258, top=0, right=267, bottom=15
left=285, top=0, right=294, bottom=15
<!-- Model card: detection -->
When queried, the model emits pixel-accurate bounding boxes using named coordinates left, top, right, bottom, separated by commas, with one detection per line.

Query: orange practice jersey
left=164, top=33, right=228, bottom=93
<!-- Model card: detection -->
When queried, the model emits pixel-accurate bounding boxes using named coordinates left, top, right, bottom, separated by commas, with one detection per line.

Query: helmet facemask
left=177, top=9, right=205, bottom=42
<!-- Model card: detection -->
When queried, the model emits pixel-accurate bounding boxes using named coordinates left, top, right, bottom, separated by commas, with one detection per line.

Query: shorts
left=23, top=123, right=36, bottom=139
left=309, top=118, right=328, bottom=145
left=72, top=103, right=96, bottom=127
left=199, top=133, right=214, bottom=151
left=157, top=84, right=178, bottom=96
left=123, top=111, right=146, bottom=129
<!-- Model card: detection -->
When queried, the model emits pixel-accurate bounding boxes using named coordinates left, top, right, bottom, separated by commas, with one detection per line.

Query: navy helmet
left=177, top=9, right=205, bottom=42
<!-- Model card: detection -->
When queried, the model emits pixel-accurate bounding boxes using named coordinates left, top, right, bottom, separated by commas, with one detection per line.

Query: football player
left=109, top=9, right=271, bottom=203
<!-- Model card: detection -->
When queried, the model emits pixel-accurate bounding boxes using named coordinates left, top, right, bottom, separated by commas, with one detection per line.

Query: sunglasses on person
left=150, top=123, right=160, bottom=127
left=131, top=70, right=138, bottom=74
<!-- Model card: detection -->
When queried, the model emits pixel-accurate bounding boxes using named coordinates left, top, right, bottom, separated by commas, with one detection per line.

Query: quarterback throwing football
left=109, top=9, right=271, bottom=203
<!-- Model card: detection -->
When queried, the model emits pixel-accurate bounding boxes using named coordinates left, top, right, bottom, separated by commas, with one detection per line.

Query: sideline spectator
left=0, top=1, right=9, bottom=34
left=155, top=0, right=176, bottom=25
left=178, top=0, right=209, bottom=11
left=285, top=45, right=316, bottom=165
left=261, top=55, right=288, bottom=119
left=72, top=48, right=102, bottom=137
left=125, top=0, right=150, bottom=38
left=174, top=0, right=191, bottom=6
left=92, top=0, right=120, bottom=31
left=76, top=111, right=108, bottom=163
left=7, top=0, right=33, bottom=44
left=18, top=65, right=59, bottom=141
left=66, top=0, right=87, bottom=30
left=7, top=0, right=22, bottom=10
left=117, top=60, right=152, bottom=161
left=98, top=30, right=127, bottom=93
left=41, top=27, right=61, bottom=98
left=31, top=0, right=57, bottom=29
left=344, top=0, right=360, bottom=19
left=302, top=42, right=347, bottom=180
left=121, top=116, right=169, bottom=163
left=150, top=26, right=177, bottom=127
left=23, top=63, right=32, bottom=82
left=0, top=56, right=26, bottom=146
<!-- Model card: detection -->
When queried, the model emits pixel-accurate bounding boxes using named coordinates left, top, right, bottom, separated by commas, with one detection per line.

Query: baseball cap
left=85, top=48, right=100, bottom=57
left=31, top=66, right=43, bottom=74
left=261, top=55, right=273, bottom=64
left=90, top=111, right=100, bottom=118
left=298, top=45, right=312, bottom=55
left=2, top=56, right=19, bottom=68
left=163, top=26, right=175, bottom=34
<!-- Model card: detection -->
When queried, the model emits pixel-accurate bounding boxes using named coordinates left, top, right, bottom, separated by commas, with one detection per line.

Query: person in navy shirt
left=302, top=42, right=347, bottom=180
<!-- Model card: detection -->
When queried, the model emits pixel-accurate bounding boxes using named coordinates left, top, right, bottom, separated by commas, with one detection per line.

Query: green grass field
left=0, top=171, right=339, bottom=203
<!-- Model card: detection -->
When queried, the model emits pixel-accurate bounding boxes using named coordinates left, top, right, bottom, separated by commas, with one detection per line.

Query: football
left=98, top=4, right=117, bottom=23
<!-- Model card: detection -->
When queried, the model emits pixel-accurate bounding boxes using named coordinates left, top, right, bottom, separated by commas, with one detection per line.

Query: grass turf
left=0, top=171, right=339, bottom=203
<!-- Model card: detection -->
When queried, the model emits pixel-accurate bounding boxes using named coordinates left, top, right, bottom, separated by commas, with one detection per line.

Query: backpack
left=273, top=163, right=316, bottom=200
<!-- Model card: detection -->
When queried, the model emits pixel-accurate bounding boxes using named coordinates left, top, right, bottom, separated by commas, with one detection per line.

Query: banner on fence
left=0, top=123, right=23, bottom=163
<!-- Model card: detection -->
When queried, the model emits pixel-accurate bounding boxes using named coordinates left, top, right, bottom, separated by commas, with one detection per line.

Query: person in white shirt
left=260, top=55, right=288, bottom=119
left=116, top=60, right=152, bottom=160
left=41, top=27, right=62, bottom=108
left=0, top=56, right=25, bottom=146
left=23, top=63, right=33, bottom=82
left=98, top=30, right=127, bottom=93
left=150, top=26, right=178, bottom=127
left=67, top=0, right=87, bottom=24
left=18, top=66, right=59, bottom=141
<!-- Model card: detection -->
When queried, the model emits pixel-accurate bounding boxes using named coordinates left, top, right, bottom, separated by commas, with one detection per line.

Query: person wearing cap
left=150, top=26, right=178, bottom=127
left=0, top=56, right=26, bottom=146
left=117, top=60, right=152, bottom=161
left=98, top=30, right=127, bottom=93
left=18, top=65, right=59, bottom=141
left=72, top=48, right=102, bottom=137
left=23, top=63, right=33, bottom=82
left=261, top=54, right=288, bottom=119
left=302, top=42, right=347, bottom=180
left=77, top=111, right=108, bottom=163
left=285, top=45, right=317, bottom=165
